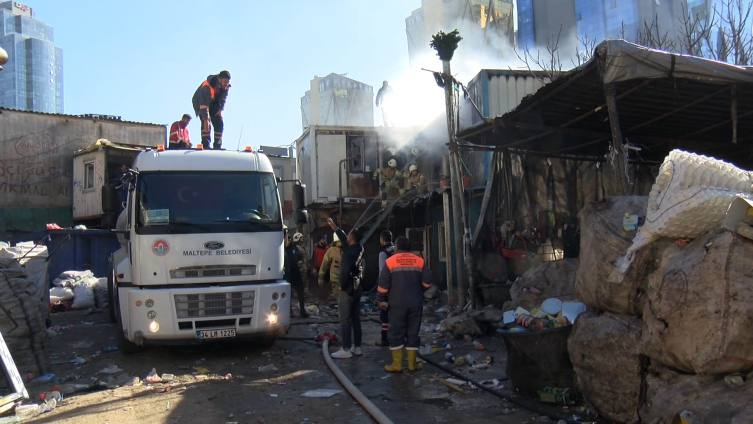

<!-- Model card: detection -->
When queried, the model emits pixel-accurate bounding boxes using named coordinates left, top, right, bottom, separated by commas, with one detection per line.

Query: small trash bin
left=499, top=325, right=574, bottom=397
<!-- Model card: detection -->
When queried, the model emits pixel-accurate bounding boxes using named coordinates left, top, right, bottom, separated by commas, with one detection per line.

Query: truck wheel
left=107, top=261, right=116, bottom=323
left=114, top=290, right=138, bottom=354
left=257, top=333, right=277, bottom=347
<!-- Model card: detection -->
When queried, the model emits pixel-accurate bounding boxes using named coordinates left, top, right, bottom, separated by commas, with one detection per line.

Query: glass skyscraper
left=0, top=1, right=63, bottom=113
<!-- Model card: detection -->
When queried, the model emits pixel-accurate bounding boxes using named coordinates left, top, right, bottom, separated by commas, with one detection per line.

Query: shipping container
left=459, top=69, right=549, bottom=132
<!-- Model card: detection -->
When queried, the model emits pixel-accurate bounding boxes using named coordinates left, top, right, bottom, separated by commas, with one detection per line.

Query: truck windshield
left=135, top=171, right=281, bottom=234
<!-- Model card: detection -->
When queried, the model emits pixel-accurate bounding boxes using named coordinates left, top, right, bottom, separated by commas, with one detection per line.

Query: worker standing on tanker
left=192, top=70, right=231, bottom=150
left=318, top=232, right=342, bottom=302
left=378, top=236, right=432, bottom=372
left=168, top=114, right=192, bottom=149
left=375, top=230, right=394, bottom=347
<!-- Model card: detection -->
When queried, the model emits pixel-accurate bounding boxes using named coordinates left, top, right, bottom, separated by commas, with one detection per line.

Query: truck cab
left=109, top=147, right=306, bottom=353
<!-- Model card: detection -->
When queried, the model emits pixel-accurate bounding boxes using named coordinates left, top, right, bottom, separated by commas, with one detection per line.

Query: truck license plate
left=196, top=329, right=236, bottom=339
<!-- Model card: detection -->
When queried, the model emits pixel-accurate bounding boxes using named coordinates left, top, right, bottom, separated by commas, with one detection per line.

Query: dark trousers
left=387, top=305, right=422, bottom=350
left=290, top=277, right=306, bottom=316
left=379, top=308, right=389, bottom=342
left=168, top=141, right=189, bottom=149
left=197, top=108, right=224, bottom=149
left=338, top=288, right=362, bottom=349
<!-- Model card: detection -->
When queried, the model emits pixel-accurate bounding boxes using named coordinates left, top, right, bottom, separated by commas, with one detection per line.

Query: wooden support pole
left=604, top=83, right=630, bottom=195
left=442, top=155, right=454, bottom=308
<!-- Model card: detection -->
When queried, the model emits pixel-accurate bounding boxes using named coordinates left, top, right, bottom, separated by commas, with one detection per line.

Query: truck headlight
left=149, top=321, right=160, bottom=333
left=145, top=299, right=154, bottom=308
left=272, top=292, right=279, bottom=301
left=147, top=311, right=156, bottom=319
left=267, top=313, right=278, bottom=324
left=270, top=303, right=278, bottom=312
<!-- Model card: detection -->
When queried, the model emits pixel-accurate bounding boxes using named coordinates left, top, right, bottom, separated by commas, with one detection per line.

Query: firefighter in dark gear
left=192, top=70, right=230, bottom=150
left=372, top=159, right=400, bottom=207
left=403, top=165, right=426, bottom=195
left=284, top=234, right=308, bottom=318
left=375, top=230, right=394, bottom=347
left=378, top=236, right=432, bottom=372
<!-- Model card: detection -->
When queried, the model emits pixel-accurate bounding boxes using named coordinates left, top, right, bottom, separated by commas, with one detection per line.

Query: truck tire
left=114, top=289, right=138, bottom=354
left=107, top=261, right=116, bottom=323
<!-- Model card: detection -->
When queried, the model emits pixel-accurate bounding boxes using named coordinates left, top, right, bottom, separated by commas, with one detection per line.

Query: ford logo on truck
left=203, top=241, right=225, bottom=250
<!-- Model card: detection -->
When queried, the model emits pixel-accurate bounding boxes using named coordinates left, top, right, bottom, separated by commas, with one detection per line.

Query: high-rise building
left=0, top=2, right=63, bottom=113
left=300, top=73, right=373, bottom=131
left=405, top=0, right=515, bottom=74
left=516, top=0, right=576, bottom=51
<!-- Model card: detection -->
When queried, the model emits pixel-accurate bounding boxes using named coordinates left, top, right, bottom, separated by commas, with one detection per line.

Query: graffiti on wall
left=0, top=130, right=92, bottom=199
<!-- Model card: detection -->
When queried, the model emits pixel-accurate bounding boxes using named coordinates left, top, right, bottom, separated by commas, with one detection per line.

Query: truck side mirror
left=292, top=183, right=306, bottom=211
left=293, top=210, right=308, bottom=226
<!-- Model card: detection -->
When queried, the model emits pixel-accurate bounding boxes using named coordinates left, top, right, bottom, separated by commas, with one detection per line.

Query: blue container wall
left=10, top=229, right=120, bottom=286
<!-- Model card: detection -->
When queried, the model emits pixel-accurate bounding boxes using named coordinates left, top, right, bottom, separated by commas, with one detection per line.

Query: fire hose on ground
left=321, top=337, right=394, bottom=424
left=418, top=353, right=578, bottom=424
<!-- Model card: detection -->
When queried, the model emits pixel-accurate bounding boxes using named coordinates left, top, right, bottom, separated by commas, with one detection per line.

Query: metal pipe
left=322, top=338, right=394, bottom=424
left=338, top=156, right=357, bottom=227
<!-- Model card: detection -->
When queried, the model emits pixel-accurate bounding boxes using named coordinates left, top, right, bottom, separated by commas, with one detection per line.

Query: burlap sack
left=575, top=196, right=672, bottom=316
left=640, top=363, right=753, bottom=424
left=641, top=231, right=753, bottom=375
left=510, top=258, right=578, bottom=310
left=0, top=268, right=50, bottom=377
left=568, top=312, right=644, bottom=424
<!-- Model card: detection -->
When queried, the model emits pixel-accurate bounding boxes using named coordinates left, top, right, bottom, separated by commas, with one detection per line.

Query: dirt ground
left=18, top=301, right=570, bottom=424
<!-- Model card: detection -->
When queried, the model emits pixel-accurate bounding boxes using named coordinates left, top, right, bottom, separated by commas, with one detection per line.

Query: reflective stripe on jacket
left=376, top=251, right=432, bottom=307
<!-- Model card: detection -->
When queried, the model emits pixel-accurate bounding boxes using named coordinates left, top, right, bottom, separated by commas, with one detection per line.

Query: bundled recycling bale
left=568, top=312, right=644, bottom=424
left=641, top=231, right=753, bottom=375
left=575, top=196, right=673, bottom=316
left=440, top=307, right=504, bottom=339
left=0, top=268, right=50, bottom=377
left=510, top=258, right=578, bottom=310
left=640, top=363, right=753, bottom=424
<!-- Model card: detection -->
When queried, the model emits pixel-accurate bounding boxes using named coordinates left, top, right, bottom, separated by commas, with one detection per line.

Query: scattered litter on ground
left=101, top=346, right=118, bottom=353
left=258, top=364, right=277, bottom=372
left=69, top=357, right=88, bottom=365
left=300, top=389, right=343, bottom=398
left=269, top=394, right=278, bottom=398
left=192, top=366, right=210, bottom=375
left=145, top=368, right=163, bottom=383
left=161, top=373, right=175, bottom=381
left=98, top=365, right=123, bottom=374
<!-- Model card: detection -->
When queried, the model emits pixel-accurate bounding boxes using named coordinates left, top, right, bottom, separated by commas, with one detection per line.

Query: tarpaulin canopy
left=458, top=40, right=753, bottom=168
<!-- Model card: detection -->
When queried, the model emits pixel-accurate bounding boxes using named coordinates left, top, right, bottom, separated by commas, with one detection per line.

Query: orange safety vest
left=201, top=80, right=216, bottom=103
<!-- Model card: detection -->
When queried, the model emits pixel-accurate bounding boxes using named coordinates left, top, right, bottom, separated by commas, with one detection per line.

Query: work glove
left=378, top=301, right=388, bottom=311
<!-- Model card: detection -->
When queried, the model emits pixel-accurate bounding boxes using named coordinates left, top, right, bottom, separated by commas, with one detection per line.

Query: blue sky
left=30, top=0, right=425, bottom=150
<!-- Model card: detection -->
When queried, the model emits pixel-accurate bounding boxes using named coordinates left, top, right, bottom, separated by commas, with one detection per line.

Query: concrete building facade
left=0, top=108, right=165, bottom=236
left=300, top=73, right=373, bottom=132
left=0, top=1, right=63, bottom=113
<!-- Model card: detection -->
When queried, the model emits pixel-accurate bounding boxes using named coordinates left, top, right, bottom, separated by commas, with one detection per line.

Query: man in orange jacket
left=378, top=236, right=432, bottom=372
left=191, top=70, right=230, bottom=150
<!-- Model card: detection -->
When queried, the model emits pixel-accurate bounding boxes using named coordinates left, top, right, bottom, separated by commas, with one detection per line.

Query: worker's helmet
left=332, top=232, right=340, bottom=243
left=409, top=165, right=418, bottom=173
left=411, top=148, right=420, bottom=157
left=388, top=159, right=397, bottom=168
left=293, top=233, right=304, bottom=243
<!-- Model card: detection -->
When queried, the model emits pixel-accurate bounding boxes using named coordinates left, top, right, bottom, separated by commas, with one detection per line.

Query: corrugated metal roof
left=0, top=107, right=165, bottom=127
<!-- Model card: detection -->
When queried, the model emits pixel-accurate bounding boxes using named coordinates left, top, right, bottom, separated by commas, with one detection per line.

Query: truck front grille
left=170, top=265, right=256, bottom=279
left=174, top=291, right=254, bottom=318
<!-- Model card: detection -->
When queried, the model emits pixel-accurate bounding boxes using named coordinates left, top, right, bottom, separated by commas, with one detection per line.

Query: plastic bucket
left=499, top=325, right=574, bottom=396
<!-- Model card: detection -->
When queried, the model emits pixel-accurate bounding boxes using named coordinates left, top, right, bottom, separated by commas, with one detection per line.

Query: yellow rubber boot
left=406, top=349, right=422, bottom=371
left=384, top=349, right=403, bottom=372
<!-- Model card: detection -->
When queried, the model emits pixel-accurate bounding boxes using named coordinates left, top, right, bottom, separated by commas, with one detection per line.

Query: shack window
left=84, top=161, right=95, bottom=190
left=347, top=136, right=378, bottom=173
left=437, top=223, right=447, bottom=261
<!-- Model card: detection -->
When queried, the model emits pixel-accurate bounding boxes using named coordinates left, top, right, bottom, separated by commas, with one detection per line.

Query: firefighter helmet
left=388, top=159, right=397, bottom=168
left=293, top=233, right=304, bottom=243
